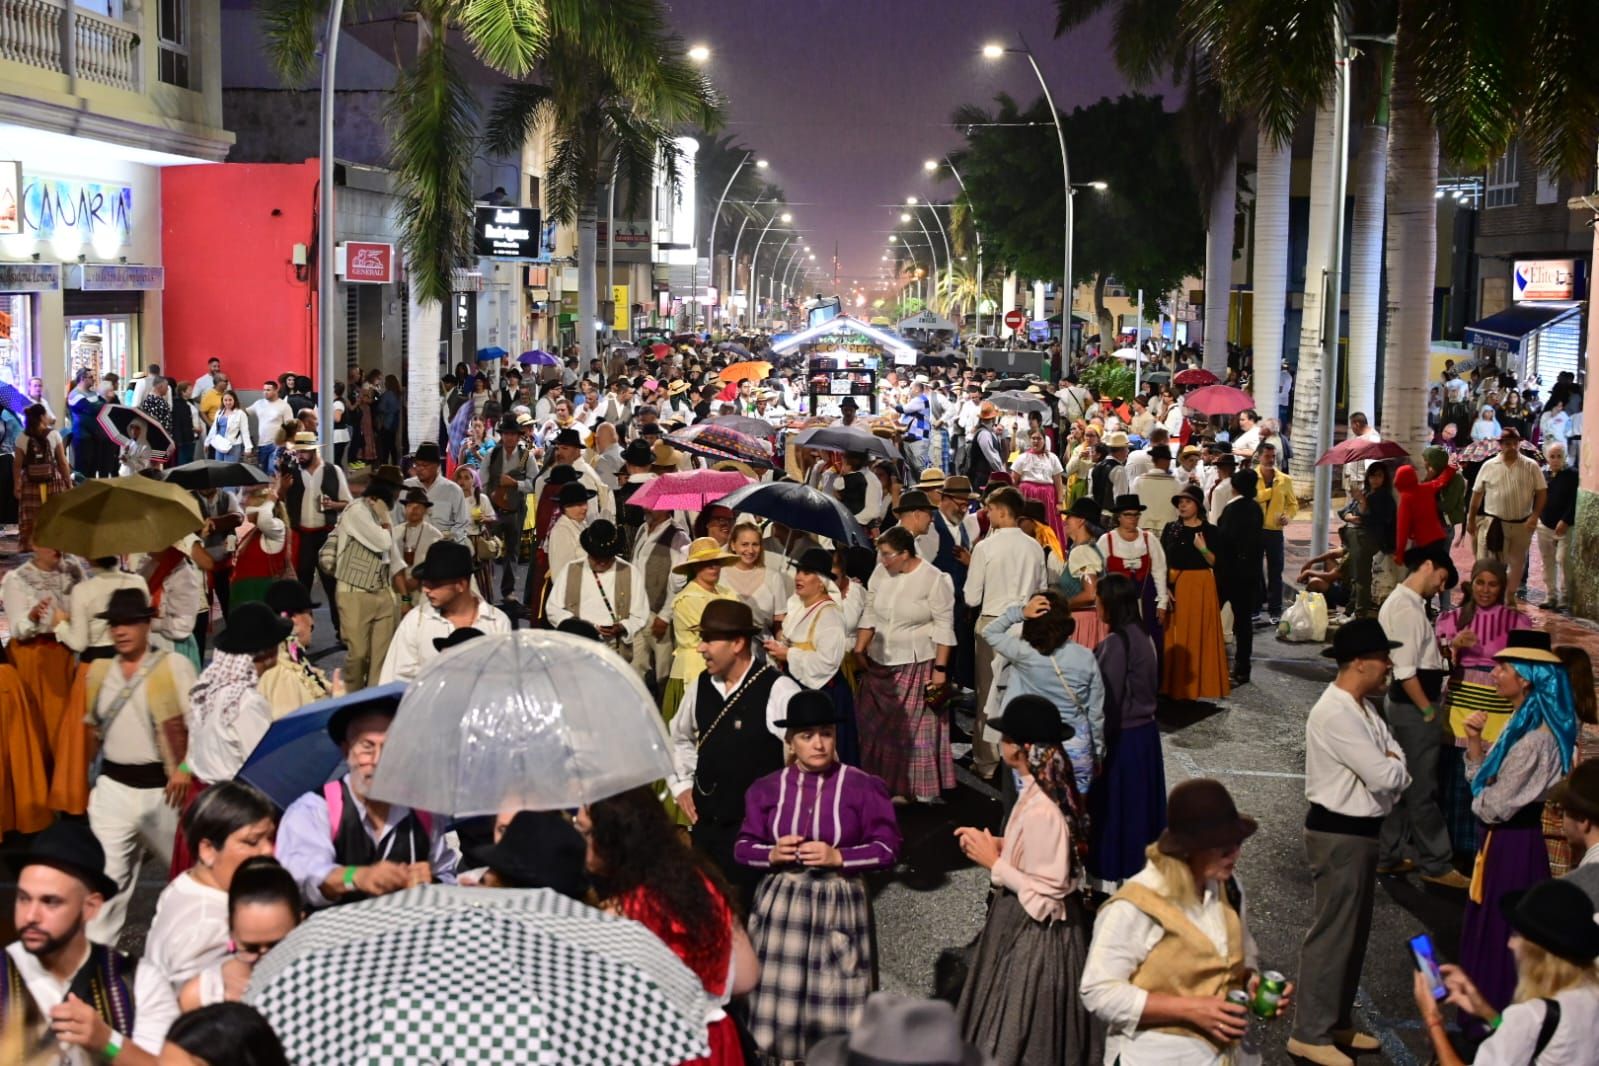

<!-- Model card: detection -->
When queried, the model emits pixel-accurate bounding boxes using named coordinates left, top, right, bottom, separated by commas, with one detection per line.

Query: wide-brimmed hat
left=21, top=821, right=119, bottom=899
left=895, top=490, right=935, bottom=514
left=652, top=441, right=680, bottom=468
left=977, top=401, right=998, bottom=421
left=1179, top=444, right=1202, bottom=458
left=215, top=602, right=293, bottom=654
left=812, top=990, right=984, bottom=1066
left=711, top=459, right=760, bottom=480
left=1157, top=778, right=1258, bottom=857
left=839, top=397, right=859, bottom=410
left=793, top=547, right=836, bottom=577
left=579, top=519, right=625, bottom=560
left=433, top=626, right=484, bottom=653
left=551, top=428, right=583, bottom=448
left=556, top=482, right=598, bottom=508
left=1493, top=629, right=1560, bottom=664
left=694, top=597, right=760, bottom=639
left=469, top=811, right=588, bottom=898
left=1171, top=483, right=1206, bottom=511
left=1111, top=494, right=1146, bottom=514
left=1061, top=497, right=1102, bottom=523
left=411, top=540, right=474, bottom=582
left=1499, top=879, right=1599, bottom=963
left=622, top=439, right=654, bottom=467
left=1321, top=616, right=1403, bottom=661
left=412, top=442, right=443, bottom=464
left=1547, top=761, right=1599, bottom=824
left=667, top=380, right=690, bottom=396
left=673, top=537, right=739, bottom=575
left=264, top=578, right=315, bottom=616
left=987, top=694, right=1072, bottom=745
left=369, top=464, right=406, bottom=488
left=917, top=468, right=947, bottom=489
left=774, top=689, right=849, bottom=730
left=399, top=487, right=433, bottom=508
left=941, top=475, right=973, bottom=498
left=1020, top=498, right=1047, bottom=523
left=292, top=431, right=319, bottom=450
left=97, top=587, right=156, bottom=624
left=1103, top=430, right=1131, bottom=450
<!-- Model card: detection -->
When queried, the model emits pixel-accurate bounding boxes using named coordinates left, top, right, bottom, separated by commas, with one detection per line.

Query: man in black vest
left=666, top=599, right=799, bottom=910
left=284, top=430, right=351, bottom=639
left=276, top=694, right=455, bottom=909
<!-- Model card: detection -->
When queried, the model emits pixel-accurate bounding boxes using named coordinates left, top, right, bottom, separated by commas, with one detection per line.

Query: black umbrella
left=97, top=404, right=174, bottom=460
left=706, top=414, right=780, bottom=438
left=162, top=459, right=272, bottom=490
left=794, top=425, right=901, bottom=463
left=988, top=390, right=1051, bottom=414
left=717, top=481, right=871, bottom=547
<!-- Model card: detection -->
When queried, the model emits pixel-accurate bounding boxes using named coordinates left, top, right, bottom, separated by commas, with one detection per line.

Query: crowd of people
left=2, top=332, right=1596, bottom=1066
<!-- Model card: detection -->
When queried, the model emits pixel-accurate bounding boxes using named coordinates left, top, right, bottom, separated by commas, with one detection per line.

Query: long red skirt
left=47, top=662, right=94, bottom=815
left=1018, top=480, right=1066, bottom=546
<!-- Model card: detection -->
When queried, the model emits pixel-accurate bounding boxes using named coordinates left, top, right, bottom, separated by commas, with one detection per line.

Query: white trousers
left=87, top=775, right=177, bottom=944
left=1536, top=524, right=1568, bottom=606
left=631, top=625, right=673, bottom=686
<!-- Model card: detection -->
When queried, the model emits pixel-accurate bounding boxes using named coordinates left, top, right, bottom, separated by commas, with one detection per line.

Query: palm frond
left=1412, top=0, right=1521, bottom=166
left=452, top=0, right=548, bottom=76
left=484, top=83, right=555, bottom=156
left=1054, top=0, right=1115, bottom=37
left=1110, top=0, right=1188, bottom=86
left=256, top=0, right=331, bottom=85
left=1520, top=0, right=1599, bottom=179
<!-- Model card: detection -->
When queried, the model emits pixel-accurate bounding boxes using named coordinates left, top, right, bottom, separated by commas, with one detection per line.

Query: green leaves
left=257, top=0, right=333, bottom=85
left=451, top=0, right=549, bottom=76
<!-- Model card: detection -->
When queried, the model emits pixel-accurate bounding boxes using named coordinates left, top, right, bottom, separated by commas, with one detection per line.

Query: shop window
left=0, top=293, right=38, bottom=388
left=158, top=0, right=191, bottom=88
left=67, top=315, right=138, bottom=385
left=1535, top=170, right=1559, bottom=205
left=1484, top=145, right=1518, bottom=208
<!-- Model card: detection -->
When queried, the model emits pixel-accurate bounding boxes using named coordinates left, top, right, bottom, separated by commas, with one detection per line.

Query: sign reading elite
left=339, top=242, right=395, bottom=284
left=475, top=206, right=542, bottom=259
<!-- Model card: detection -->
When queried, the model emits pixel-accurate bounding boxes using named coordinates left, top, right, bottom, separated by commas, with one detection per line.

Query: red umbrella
left=628, top=469, right=752, bottom=511
left=1173, top=367, right=1219, bottom=387
left=650, top=342, right=672, bottom=359
left=1181, top=385, right=1256, bottom=417
left=1314, top=438, right=1410, bottom=467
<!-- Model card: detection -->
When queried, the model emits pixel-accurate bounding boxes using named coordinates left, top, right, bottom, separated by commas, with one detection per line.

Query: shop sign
left=338, top=242, right=394, bottom=284
left=474, top=206, right=541, bottom=259
left=612, top=284, right=630, bottom=332
left=0, top=162, right=19, bottom=236
left=1513, top=259, right=1582, bottom=302
left=20, top=175, right=133, bottom=247
left=0, top=262, right=61, bottom=291
left=70, top=264, right=164, bottom=291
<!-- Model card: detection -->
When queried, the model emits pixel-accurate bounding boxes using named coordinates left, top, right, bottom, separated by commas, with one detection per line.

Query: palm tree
left=1345, top=36, right=1393, bottom=422
left=931, top=260, right=1001, bottom=323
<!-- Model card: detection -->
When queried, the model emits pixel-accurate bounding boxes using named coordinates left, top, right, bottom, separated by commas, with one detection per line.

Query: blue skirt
left=1088, top=721, right=1167, bottom=881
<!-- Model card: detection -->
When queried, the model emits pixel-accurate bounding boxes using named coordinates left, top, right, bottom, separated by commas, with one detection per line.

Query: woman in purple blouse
left=735, top=689, right=902, bottom=1063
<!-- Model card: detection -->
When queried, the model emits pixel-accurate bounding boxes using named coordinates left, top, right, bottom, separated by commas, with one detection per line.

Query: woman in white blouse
left=723, top=522, right=789, bottom=634
left=956, top=694, right=1100, bottom=1064
left=765, top=547, right=858, bottom=764
left=203, top=390, right=251, bottom=461
left=132, top=781, right=277, bottom=1055
left=853, top=525, right=957, bottom=802
left=1012, top=429, right=1067, bottom=547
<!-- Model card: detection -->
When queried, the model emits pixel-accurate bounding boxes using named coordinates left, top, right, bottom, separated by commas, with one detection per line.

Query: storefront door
left=0, top=292, right=37, bottom=387
left=66, top=313, right=138, bottom=386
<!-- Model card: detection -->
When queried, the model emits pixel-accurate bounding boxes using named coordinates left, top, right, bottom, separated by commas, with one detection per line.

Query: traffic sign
left=1003, top=308, right=1025, bottom=331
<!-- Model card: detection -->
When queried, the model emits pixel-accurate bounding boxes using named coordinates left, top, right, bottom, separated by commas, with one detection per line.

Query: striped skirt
left=746, top=868, right=874, bottom=1062
left=856, top=658, right=953, bottom=800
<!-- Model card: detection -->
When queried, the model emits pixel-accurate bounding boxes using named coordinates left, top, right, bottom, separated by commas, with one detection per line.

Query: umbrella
left=1143, top=370, right=1172, bottom=383
left=237, top=684, right=405, bottom=809
left=97, top=404, right=174, bottom=459
left=718, top=360, right=773, bottom=384
left=0, top=382, right=27, bottom=415
left=987, top=390, right=1051, bottom=415
left=1173, top=367, right=1219, bottom=387
left=1314, top=438, right=1411, bottom=467
left=666, top=423, right=775, bottom=468
left=1458, top=437, right=1544, bottom=465
left=706, top=413, right=779, bottom=438
left=33, top=475, right=202, bottom=557
left=717, top=341, right=752, bottom=357
left=628, top=469, right=751, bottom=512
left=717, top=480, right=871, bottom=547
left=161, top=459, right=271, bottom=491
left=794, top=424, right=900, bottom=464
left=1181, top=384, right=1257, bottom=417
left=1110, top=347, right=1147, bottom=362
left=369, top=631, right=673, bottom=816
left=247, top=885, right=710, bottom=1066
left=475, top=346, right=508, bottom=362
left=518, top=349, right=558, bottom=367
left=650, top=342, right=672, bottom=359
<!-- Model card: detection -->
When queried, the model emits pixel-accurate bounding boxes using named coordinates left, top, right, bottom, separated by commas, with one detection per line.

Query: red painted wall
left=161, top=160, right=319, bottom=386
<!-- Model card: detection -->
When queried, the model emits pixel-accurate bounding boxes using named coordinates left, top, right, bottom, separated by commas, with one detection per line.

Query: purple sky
left=662, top=0, right=1141, bottom=298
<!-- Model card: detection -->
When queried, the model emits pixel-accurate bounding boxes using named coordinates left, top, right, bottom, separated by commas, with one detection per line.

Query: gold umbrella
left=33, top=475, right=203, bottom=557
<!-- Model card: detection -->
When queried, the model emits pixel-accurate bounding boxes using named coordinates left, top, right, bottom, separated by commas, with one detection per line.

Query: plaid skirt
left=746, top=868, right=874, bottom=1062
left=856, top=658, right=954, bottom=800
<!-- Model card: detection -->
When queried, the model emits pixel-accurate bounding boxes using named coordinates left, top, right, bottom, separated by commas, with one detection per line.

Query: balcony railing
left=0, top=0, right=140, bottom=92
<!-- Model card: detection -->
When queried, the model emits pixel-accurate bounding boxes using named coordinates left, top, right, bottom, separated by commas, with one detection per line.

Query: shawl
left=188, top=650, right=262, bottom=732
left=1473, top=661, right=1579, bottom=795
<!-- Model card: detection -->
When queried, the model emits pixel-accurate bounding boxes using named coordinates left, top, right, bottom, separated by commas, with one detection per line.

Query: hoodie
left=1393, top=462, right=1455, bottom=563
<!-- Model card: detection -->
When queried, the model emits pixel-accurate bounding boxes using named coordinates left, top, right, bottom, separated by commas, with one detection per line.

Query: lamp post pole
left=316, top=0, right=345, bottom=462
left=937, top=158, right=984, bottom=337
left=747, top=210, right=790, bottom=330
left=728, top=196, right=764, bottom=331
left=703, top=152, right=760, bottom=332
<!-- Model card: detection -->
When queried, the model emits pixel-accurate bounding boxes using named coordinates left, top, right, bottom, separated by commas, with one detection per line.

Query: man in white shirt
left=1340, top=412, right=1382, bottom=497
left=378, top=541, right=510, bottom=683
left=1123, top=426, right=1168, bottom=485
left=1375, top=556, right=1467, bottom=888
left=286, top=431, right=352, bottom=636
left=1131, top=445, right=1180, bottom=531
left=630, top=507, right=690, bottom=687
left=191, top=357, right=222, bottom=401
left=397, top=441, right=470, bottom=542
left=248, top=379, right=292, bottom=475
left=545, top=520, right=648, bottom=656
left=533, top=428, right=615, bottom=521
left=1231, top=409, right=1263, bottom=458
left=1467, top=428, right=1546, bottom=602
left=1290, top=618, right=1410, bottom=1066
left=1174, top=443, right=1203, bottom=487
left=964, top=485, right=1048, bottom=779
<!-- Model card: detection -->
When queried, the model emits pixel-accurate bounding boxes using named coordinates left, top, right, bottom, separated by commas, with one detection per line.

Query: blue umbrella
left=475, top=346, right=508, bottom=362
left=716, top=480, right=871, bottom=547
left=238, top=683, right=405, bottom=808
left=518, top=349, right=558, bottom=367
left=0, top=382, right=28, bottom=415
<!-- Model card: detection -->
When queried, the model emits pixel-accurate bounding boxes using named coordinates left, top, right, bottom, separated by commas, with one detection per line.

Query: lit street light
left=687, top=44, right=711, bottom=63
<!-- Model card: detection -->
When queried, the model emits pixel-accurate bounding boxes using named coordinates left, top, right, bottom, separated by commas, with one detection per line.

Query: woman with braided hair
left=955, top=694, right=1101, bottom=1065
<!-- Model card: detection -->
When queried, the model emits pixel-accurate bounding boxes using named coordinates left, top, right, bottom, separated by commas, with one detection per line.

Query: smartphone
left=1409, top=933, right=1447, bottom=1001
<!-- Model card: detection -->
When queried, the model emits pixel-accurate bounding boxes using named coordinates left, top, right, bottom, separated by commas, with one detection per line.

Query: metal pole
left=944, top=160, right=983, bottom=338
left=911, top=213, right=939, bottom=309
left=1134, top=288, right=1143, bottom=394
left=1018, top=38, right=1072, bottom=352
left=316, top=0, right=344, bottom=461
left=605, top=154, right=620, bottom=342
left=780, top=246, right=804, bottom=298
left=923, top=204, right=955, bottom=331
left=748, top=212, right=784, bottom=330
left=702, top=151, right=751, bottom=333
left=1312, top=30, right=1353, bottom=557
left=768, top=238, right=792, bottom=322
left=728, top=200, right=761, bottom=330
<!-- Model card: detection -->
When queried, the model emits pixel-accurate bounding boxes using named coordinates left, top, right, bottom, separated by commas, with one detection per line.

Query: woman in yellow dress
left=661, top=537, right=739, bottom=722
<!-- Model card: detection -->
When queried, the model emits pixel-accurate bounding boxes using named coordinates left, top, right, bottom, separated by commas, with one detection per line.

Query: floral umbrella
left=666, top=423, right=775, bottom=468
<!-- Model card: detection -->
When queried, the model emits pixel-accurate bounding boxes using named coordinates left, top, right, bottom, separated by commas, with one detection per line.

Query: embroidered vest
left=1, top=943, right=135, bottom=1045
left=692, top=665, right=784, bottom=824
left=639, top=528, right=678, bottom=613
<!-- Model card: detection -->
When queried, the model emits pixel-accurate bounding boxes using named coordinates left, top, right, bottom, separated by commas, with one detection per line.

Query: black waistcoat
left=692, top=664, right=785, bottom=824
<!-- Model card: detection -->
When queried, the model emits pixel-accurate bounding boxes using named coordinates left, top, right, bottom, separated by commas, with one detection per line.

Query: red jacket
left=1393, top=464, right=1455, bottom=562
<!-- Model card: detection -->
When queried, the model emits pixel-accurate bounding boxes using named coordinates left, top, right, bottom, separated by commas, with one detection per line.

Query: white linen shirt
left=964, top=526, right=1047, bottom=617
left=1377, top=583, right=1447, bottom=682
left=666, top=662, right=800, bottom=797
left=1474, top=453, right=1546, bottom=520
left=863, top=560, right=957, bottom=665
left=54, top=567, right=148, bottom=652
left=779, top=594, right=848, bottom=689
left=1304, top=682, right=1412, bottom=817
left=131, top=872, right=228, bottom=1053
left=377, top=596, right=512, bottom=683
left=397, top=475, right=470, bottom=542
left=545, top=559, right=650, bottom=637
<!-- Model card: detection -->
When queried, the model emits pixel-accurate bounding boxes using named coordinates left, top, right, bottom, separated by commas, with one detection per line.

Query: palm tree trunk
left=1346, top=47, right=1392, bottom=422
left=406, top=275, right=442, bottom=450
left=1093, top=274, right=1114, bottom=351
left=1378, top=22, right=1437, bottom=461
left=1289, top=99, right=1339, bottom=480
left=1202, top=150, right=1237, bottom=376
left=577, top=187, right=599, bottom=368
left=1250, top=128, right=1291, bottom=422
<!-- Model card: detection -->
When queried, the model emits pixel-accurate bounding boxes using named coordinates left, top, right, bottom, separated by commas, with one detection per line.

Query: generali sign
left=338, top=242, right=395, bottom=284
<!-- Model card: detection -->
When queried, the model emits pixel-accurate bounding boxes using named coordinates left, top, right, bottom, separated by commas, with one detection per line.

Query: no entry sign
left=1003, top=308, right=1025, bottom=331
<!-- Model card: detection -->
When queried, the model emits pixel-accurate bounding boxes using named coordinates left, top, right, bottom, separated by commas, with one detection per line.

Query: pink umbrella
left=1181, top=384, right=1256, bottom=417
left=628, top=469, right=751, bottom=511
left=1314, top=438, right=1410, bottom=467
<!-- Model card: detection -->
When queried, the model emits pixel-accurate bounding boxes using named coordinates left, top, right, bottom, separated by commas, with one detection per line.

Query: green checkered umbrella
left=247, top=885, right=710, bottom=1065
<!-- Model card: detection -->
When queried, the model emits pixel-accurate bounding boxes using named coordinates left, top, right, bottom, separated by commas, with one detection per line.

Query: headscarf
left=189, top=651, right=267, bottom=732
left=1026, top=742, right=1090, bottom=881
left=1471, top=660, right=1579, bottom=795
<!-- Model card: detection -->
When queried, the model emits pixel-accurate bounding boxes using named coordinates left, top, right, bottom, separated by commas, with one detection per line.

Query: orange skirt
left=47, top=661, right=94, bottom=815
left=0, top=666, right=53, bottom=835
left=1162, top=568, right=1231, bottom=701
left=7, top=636, right=76, bottom=757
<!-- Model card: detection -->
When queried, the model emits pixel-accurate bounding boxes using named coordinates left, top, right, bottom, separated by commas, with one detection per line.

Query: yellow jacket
left=1255, top=469, right=1299, bottom=530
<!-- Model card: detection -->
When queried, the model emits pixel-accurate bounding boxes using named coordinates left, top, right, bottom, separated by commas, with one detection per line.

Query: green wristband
left=343, top=865, right=358, bottom=890
left=104, top=1031, right=124, bottom=1059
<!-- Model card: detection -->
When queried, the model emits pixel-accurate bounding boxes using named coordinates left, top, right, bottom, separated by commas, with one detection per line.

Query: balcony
left=0, top=0, right=139, bottom=92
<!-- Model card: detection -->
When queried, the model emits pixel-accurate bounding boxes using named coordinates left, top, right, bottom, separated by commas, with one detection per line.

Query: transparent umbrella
left=368, top=631, right=672, bottom=817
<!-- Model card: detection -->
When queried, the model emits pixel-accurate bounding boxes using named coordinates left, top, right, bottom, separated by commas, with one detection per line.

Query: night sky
left=661, top=0, right=1143, bottom=297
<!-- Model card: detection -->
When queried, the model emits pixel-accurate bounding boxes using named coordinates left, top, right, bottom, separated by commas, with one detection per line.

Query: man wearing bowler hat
left=379, top=540, right=510, bottom=683
left=484, top=414, right=537, bottom=601
left=333, top=463, right=408, bottom=689
left=1290, top=618, right=1411, bottom=1065
left=545, top=519, right=648, bottom=654
left=533, top=427, right=614, bottom=522
left=397, top=441, right=469, bottom=543
left=666, top=598, right=799, bottom=910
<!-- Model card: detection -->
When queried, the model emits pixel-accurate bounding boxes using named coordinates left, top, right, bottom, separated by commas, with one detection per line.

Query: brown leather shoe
left=1421, top=869, right=1471, bottom=890
left=1332, top=1029, right=1383, bottom=1052
left=1375, top=858, right=1415, bottom=875
left=1286, top=1038, right=1355, bottom=1066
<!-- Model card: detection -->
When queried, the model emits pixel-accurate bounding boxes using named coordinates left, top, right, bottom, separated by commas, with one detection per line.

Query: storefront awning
left=1463, top=304, right=1580, bottom=354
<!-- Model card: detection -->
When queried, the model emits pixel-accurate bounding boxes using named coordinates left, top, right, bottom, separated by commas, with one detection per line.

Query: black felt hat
left=579, top=519, right=624, bottom=559
left=97, top=587, right=156, bottom=624
left=987, top=694, right=1072, bottom=745
left=215, top=602, right=293, bottom=654
left=470, top=811, right=589, bottom=899
left=1111, top=494, right=1146, bottom=513
left=432, top=626, right=484, bottom=653
left=264, top=578, right=314, bottom=616
left=1499, top=879, right=1599, bottom=963
left=411, top=540, right=474, bottom=582
left=22, top=821, right=120, bottom=899
left=413, top=441, right=443, bottom=464
left=1157, top=778, right=1258, bottom=857
left=1061, top=497, right=1101, bottom=523
left=793, top=547, right=836, bottom=577
left=551, top=428, right=583, bottom=448
left=774, top=688, right=849, bottom=730
left=1321, top=617, right=1403, bottom=661
left=557, top=482, right=598, bottom=508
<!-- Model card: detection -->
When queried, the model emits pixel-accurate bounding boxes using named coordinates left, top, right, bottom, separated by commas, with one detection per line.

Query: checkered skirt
left=745, top=868, right=874, bottom=1062
left=856, top=658, right=954, bottom=800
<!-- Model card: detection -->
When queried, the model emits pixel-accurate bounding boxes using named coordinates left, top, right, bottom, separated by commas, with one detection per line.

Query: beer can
left=1226, top=990, right=1251, bottom=1008
left=1252, top=970, right=1287, bottom=1017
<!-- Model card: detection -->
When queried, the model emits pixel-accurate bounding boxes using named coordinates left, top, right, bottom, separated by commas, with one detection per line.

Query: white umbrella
left=369, top=631, right=673, bottom=817
left=1110, top=347, right=1147, bottom=362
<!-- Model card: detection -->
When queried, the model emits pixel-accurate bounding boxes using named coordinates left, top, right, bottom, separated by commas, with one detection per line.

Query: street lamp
left=926, top=156, right=983, bottom=336
left=907, top=194, right=954, bottom=328
left=687, top=44, right=710, bottom=63
left=899, top=207, right=942, bottom=313
left=748, top=210, right=793, bottom=329
left=984, top=36, right=1074, bottom=342
left=702, top=152, right=768, bottom=330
